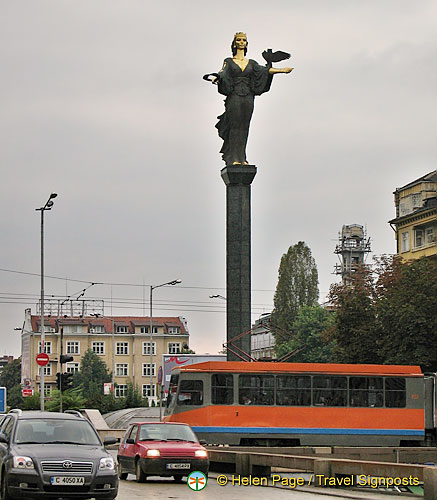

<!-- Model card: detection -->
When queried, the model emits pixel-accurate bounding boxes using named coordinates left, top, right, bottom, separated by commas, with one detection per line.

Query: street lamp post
left=91, top=314, right=115, bottom=391
left=149, top=280, right=181, bottom=406
left=36, top=193, right=58, bottom=411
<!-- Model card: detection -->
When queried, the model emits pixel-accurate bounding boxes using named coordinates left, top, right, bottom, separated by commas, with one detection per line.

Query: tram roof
left=177, top=361, right=423, bottom=377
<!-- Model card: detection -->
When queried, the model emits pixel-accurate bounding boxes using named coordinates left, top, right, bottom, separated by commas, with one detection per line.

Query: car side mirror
left=0, top=433, right=8, bottom=444
left=126, top=438, right=135, bottom=444
left=199, top=440, right=207, bottom=446
left=103, top=436, right=117, bottom=446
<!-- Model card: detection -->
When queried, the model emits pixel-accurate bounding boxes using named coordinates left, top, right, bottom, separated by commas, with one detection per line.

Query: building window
left=142, top=342, right=156, bottom=355
left=115, top=384, right=127, bottom=398
left=92, top=341, right=105, bottom=355
left=66, top=362, right=80, bottom=373
left=401, top=231, right=410, bottom=252
left=426, top=227, right=435, bottom=244
left=63, top=325, right=84, bottom=334
left=38, top=341, right=52, bottom=354
left=38, top=384, right=52, bottom=397
left=142, top=363, right=156, bottom=377
left=415, top=229, right=424, bottom=248
left=116, top=325, right=128, bottom=333
left=116, top=342, right=129, bottom=355
left=115, top=363, right=129, bottom=377
left=39, top=363, right=52, bottom=376
left=142, top=384, right=156, bottom=398
left=90, top=325, right=105, bottom=333
left=66, top=341, right=80, bottom=355
left=168, top=343, right=181, bottom=354
left=168, top=327, right=180, bottom=334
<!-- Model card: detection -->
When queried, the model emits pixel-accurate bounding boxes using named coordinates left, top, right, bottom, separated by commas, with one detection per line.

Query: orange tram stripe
left=167, top=406, right=424, bottom=430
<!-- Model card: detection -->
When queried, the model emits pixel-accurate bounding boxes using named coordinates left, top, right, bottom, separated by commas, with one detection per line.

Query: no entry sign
left=36, top=353, right=50, bottom=366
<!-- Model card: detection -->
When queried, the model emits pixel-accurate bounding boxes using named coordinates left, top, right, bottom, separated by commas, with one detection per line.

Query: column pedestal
left=221, top=165, right=257, bottom=361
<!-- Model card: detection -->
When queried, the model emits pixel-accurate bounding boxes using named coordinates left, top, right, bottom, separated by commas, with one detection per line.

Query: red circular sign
left=36, top=353, right=50, bottom=366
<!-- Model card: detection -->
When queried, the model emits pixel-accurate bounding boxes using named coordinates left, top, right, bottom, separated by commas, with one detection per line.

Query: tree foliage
left=275, top=305, right=336, bottom=362
left=328, top=265, right=380, bottom=363
left=271, top=242, right=319, bottom=341
left=329, top=256, right=437, bottom=370
left=375, top=256, right=437, bottom=371
left=0, top=358, right=23, bottom=409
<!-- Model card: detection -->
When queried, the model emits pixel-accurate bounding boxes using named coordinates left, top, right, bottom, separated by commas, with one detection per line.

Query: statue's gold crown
left=234, top=32, right=247, bottom=39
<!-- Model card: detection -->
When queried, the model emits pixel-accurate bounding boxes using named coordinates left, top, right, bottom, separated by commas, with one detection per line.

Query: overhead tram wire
left=0, top=268, right=275, bottom=293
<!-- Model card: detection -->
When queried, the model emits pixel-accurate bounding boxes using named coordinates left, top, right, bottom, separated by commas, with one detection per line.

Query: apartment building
left=21, top=308, right=189, bottom=402
left=389, top=170, right=437, bottom=260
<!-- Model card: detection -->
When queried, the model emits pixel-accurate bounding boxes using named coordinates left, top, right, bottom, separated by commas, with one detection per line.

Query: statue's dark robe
left=216, top=58, right=272, bottom=165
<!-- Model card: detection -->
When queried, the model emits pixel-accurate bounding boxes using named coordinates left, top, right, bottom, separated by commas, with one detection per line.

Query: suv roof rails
left=8, top=409, right=22, bottom=415
left=64, top=410, right=83, bottom=418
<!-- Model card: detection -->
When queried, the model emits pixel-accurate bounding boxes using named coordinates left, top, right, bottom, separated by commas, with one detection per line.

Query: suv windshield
left=15, top=419, right=101, bottom=445
left=138, top=424, right=198, bottom=442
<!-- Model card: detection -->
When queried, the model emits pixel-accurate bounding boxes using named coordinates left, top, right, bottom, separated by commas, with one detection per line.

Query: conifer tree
left=271, top=241, right=319, bottom=342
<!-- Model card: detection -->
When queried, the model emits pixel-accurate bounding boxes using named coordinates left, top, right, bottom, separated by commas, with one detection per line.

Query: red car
left=117, top=422, right=209, bottom=482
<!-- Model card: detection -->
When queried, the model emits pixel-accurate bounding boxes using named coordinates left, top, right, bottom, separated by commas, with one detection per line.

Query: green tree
left=73, top=350, right=112, bottom=409
left=276, top=305, right=336, bottom=362
left=22, top=392, right=41, bottom=410
left=328, top=264, right=380, bottom=363
left=375, top=256, right=437, bottom=371
left=0, top=358, right=23, bottom=409
left=271, top=242, right=319, bottom=343
left=45, top=388, right=86, bottom=412
left=124, top=382, right=147, bottom=409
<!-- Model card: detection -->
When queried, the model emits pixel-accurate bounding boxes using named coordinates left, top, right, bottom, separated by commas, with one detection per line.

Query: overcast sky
left=1, top=1, right=436, bottom=358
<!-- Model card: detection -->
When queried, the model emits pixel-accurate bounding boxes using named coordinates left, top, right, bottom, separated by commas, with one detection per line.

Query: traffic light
left=56, top=372, right=62, bottom=390
left=61, top=372, right=74, bottom=392
left=60, top=355, right=74, bottom=364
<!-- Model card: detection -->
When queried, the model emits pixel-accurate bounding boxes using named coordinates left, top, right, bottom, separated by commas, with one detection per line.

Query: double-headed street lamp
left=36, top=193, right=58, bottom=411
left=150, top=280, right=181, bottom=404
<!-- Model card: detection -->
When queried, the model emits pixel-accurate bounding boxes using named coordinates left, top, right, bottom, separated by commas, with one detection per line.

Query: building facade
left=250, top=313, right=276, bottom=360
left=21, top=308, right=189, bottom=402
left=389, top=170, right=437, bottom=260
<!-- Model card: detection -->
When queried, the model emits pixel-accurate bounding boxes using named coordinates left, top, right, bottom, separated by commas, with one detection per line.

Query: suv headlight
left=13, top=456, right=35, bottom=469
left=195, top=450, right=208, bottom=458
left=99, top=457, right=115, bottom=470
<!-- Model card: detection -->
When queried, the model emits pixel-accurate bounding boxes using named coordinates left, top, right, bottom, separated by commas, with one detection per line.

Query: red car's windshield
left=138, top=424, right=198, bottom=442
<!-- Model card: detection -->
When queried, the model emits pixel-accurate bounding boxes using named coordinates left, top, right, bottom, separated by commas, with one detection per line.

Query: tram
left=163, top=361, right=437, bottom=446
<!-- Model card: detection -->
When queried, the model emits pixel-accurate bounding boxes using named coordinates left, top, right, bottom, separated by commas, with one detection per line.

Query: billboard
left=162, top=354, right=226, bottom=395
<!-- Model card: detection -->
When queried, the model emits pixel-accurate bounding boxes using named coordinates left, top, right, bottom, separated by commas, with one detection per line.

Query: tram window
left=212, top=374, right=233, bottom=404
left=178, top=380, right=203, bottom=406
left=385, top=378, right=406, bottom=408
left=166, top=374, right=179, bottom=408
left=349, top=377, right=383, bottom=407
left=276, top=376, right=311, bottom=406
left=239, top=375, right=274, bottom=405
left=313, top=376, right=347, bottom=406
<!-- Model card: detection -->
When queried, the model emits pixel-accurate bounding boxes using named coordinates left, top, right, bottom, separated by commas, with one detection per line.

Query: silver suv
left=0, top=410, right=118, bottom=499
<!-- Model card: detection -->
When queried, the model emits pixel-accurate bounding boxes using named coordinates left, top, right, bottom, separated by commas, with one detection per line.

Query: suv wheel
left=1, top=471, right=12, bottom=500
left=135, top=460, right=147, bottom=483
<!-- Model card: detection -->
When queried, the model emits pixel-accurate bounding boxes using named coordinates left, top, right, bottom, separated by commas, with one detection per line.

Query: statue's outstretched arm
left=269, top=67, right=293, bottom=74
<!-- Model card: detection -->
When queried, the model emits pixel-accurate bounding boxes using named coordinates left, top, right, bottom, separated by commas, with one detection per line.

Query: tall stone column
left=221, top=164, right=256, bottom=361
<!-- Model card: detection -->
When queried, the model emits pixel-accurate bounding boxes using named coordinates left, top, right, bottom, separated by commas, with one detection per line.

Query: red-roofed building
left=21, top=308, right=189, bottom=402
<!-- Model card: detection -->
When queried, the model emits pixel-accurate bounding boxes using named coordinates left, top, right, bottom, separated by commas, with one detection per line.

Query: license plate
left=50, top=476, right=85, bottom=485
left=166, top=463, right=191, bottom=470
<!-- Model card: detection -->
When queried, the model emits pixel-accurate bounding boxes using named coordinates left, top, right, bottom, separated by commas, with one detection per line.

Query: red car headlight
left=146, top=449, right=160, bottom=457
left=194, top=450, right=208, bottom=458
